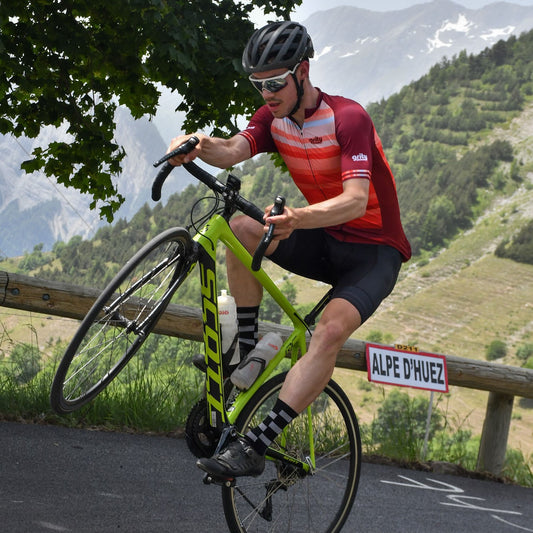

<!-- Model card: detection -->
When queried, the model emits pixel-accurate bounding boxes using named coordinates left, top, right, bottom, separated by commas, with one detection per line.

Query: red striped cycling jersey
left=238, top=90, right=411, bottom=261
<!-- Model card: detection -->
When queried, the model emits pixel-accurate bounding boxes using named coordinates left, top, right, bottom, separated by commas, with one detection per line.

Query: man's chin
left=267, top=102, right=283, bottom=114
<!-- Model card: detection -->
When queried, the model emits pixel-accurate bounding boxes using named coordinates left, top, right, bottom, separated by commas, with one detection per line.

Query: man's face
left=249, top=65, right=299, bottom=118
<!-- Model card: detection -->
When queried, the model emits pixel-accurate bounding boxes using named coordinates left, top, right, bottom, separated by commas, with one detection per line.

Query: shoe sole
left=196, top=458, right=264, bottom=478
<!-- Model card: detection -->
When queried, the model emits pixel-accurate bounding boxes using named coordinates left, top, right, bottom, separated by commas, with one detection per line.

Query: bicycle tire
left=222, top=371, right=361, bottom=533
left=50, top=227, right=194, bottom=414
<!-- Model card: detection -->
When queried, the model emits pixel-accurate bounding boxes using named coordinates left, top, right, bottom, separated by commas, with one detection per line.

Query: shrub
left=495, top=219, right=533, bottom=265
left=8, top=343, right=41, bottom=384
left=486, top=339, right=507, bottom=361
left=516, top=343, right=533, bottom=362
left=366, top=330, right=384, bottom=343
left=368, top=390, right=443, bottom=460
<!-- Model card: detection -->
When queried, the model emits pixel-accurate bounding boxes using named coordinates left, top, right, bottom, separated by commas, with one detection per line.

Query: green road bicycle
left=50, top=137, right=362, bottom=533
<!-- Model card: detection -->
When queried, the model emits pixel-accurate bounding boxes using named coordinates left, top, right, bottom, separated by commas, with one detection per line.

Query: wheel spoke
left=222, top=374, right=361, bottom=532
left=50, top=229, right=193, bottom=413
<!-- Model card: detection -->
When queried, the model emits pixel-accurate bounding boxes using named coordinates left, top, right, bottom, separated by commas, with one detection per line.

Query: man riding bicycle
left=167, top=20, right=411, bottom=478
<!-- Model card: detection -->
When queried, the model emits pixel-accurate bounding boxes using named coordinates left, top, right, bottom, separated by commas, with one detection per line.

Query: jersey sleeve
left=237, top=105, right=278, bottom=156
left=333, top=100, right=375, bottom=182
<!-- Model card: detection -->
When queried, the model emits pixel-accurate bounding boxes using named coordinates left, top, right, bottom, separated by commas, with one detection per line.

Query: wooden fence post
left=476, top=391, right=514, bottom=476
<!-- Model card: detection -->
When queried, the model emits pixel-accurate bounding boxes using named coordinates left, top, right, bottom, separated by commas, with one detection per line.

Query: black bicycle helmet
left=242, top=21, right=314, bottom=74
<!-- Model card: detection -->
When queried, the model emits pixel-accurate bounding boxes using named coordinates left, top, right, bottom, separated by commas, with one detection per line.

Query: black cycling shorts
left=268, top=228, right=402, bottom=323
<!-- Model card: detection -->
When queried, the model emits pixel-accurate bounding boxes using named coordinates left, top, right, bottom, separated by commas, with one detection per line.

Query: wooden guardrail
left=1, top=270, right=532, bottom=475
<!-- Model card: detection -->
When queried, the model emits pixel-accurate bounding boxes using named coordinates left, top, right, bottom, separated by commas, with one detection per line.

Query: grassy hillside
left=363, top=99, right=533, bottom=352
left=357, top=104, right=533, bottom=459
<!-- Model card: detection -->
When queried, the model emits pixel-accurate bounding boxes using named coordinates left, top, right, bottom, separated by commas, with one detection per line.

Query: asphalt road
left=1, top=421, right=531, bottom=532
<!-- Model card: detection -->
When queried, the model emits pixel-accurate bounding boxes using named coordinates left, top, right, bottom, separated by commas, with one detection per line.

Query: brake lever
left=251, top=195, right=285, bottom=272
left=152, top=136, right=200, bottom=201
left=153, top=136, right=200, bottom=167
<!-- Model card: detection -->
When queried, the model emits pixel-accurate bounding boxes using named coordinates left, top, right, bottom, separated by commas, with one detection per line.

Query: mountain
left=150, top=1, right=533, bottom=139
left=0, top=108, right=195, bottom=258
left=303, top=0, right=533, bottom=105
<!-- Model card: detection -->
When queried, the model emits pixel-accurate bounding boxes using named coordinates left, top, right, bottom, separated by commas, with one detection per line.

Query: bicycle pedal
left=202, top=472, right=236, bottom=487
left=192, top=353, right=237, bottom=380
left=192, top=353, right=207, bottom=372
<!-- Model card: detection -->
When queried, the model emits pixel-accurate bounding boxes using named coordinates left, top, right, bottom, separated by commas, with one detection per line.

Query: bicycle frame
left=191, top=212, right=315, bottom=471
left=193, top=213, right=306, bottom=420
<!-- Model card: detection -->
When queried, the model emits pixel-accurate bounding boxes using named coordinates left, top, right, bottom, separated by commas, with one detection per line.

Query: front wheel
left=50, top=228, right=194, bottom=414
left=222, top=372, right=361, bottom=533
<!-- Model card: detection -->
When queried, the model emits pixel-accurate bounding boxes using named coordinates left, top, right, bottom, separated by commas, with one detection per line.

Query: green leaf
left=20, top=158, right=43, bottom=173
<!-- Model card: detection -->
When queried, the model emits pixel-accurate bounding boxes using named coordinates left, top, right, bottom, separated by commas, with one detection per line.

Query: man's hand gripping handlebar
left=152, top=137, right=285, bottom=271
left=152, top=136, right=200, bottom=201
left=251, top=195, right=285, bottom=272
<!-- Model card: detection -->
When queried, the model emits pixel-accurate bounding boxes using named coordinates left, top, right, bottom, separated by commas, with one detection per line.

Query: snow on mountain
left=303, top=0, right=533, bottom=104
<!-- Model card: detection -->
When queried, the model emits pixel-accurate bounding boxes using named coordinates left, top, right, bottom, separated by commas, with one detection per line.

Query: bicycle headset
left=242, top=21, right=315, bottom=117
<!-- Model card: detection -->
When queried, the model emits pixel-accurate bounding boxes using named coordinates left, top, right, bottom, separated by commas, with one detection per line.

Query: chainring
left=185, top=399, right=220, bottom=458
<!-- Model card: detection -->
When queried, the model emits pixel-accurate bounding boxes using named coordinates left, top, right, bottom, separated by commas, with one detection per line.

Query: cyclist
left=167, top=20, right=411, bottom=478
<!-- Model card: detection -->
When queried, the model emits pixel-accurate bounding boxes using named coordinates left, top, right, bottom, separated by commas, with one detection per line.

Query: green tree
left=0, top=0, right=301, bottom=220
left=495, top=219, right=533, bottom=265
left=18, top=243, right=50, bottom=272
left=260, top=281, right=297, bottom=323
left=421, top=195, right=457, bottom=249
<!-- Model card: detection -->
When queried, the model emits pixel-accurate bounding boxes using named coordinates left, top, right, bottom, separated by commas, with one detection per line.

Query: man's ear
left=299, top=60, right=310, bottom=79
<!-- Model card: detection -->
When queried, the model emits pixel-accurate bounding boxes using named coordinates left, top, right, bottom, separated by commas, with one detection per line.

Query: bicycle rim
left=50, top=228, right=194, bottom=413
left=222, top=372, right=361, bottom=533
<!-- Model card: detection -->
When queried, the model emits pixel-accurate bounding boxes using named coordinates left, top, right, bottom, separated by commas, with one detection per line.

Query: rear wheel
left=222, top=372, right=361, bottom=532
left=50, top=228, right=194, bottom=413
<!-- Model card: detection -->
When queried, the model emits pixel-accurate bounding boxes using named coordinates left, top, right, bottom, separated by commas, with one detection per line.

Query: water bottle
left=230, top=332, right=283, bottom=390
left=218, top=290, right=240, bottom=367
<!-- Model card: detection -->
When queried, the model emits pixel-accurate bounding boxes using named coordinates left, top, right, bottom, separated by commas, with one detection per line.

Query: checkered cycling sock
left=245, top=398, right=299, bottom=456
left=237, top=306, right=259, bottom=358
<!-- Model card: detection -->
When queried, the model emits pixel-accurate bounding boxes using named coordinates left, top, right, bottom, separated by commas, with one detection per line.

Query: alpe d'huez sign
left=366, top=343, right=449, bottom=393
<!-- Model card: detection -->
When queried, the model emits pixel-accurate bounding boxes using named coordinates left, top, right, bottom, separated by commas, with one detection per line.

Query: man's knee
left=317, top=300, right=362, bottom=345
left=317, top=319, right=350, bottom=347
left=230, top=215, right=263, bottom=251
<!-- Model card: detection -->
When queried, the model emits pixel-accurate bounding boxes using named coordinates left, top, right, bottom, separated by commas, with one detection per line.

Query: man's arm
left=265, top=178, right=369, bottom=240
left=167, top=132, right=251, bottom=169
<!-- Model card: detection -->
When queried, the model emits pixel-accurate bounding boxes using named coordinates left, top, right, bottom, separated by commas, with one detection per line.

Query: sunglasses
left=249, top=63, right=300, bottom=94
